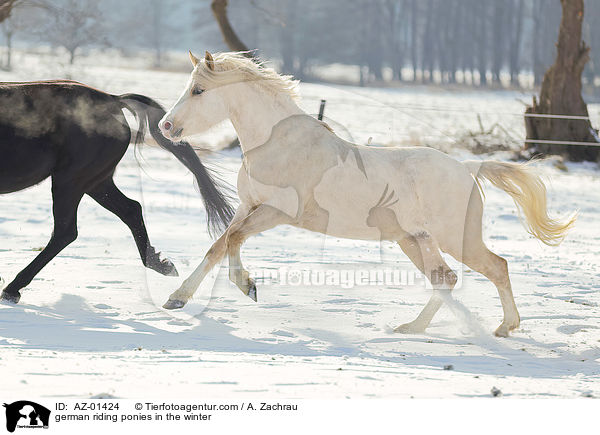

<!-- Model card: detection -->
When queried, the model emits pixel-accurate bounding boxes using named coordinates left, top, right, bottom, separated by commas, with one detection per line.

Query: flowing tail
left=463, top=160, right=577, bottom=246
left=118, top=93, right=234, bottom=237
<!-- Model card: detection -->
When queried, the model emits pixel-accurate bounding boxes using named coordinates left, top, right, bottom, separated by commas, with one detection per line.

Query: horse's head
left=160, top=51, right=233, bottom=141
left=159, top=51, right=228, bottom=141
left=160, top=50, right=299, bottom=145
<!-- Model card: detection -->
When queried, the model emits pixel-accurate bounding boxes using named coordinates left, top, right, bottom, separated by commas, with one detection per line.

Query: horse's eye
left=192, top=87, right=204, bottom=96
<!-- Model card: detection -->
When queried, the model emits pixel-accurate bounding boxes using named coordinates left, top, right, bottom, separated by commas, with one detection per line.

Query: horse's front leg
left=162, top=204, right=251, bottom=309
left=226, top=204, right=292, bottom=302
left=162, top=231, right=229, bottom=309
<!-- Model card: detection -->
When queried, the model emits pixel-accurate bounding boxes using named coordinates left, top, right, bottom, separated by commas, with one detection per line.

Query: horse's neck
left=226, top=84, right=304, bottom=152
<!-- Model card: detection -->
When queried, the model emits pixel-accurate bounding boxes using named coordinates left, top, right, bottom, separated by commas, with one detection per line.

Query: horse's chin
left=161, top=128, right=184, bottom=142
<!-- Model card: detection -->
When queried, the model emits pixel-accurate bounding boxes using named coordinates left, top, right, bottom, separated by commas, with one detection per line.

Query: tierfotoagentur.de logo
left=3, top=401, right=50, bottom=433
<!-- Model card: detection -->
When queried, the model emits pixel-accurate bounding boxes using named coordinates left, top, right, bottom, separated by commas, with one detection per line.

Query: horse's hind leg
left=459, top=236, right=519, bottom=337
left=394, top=231, right=457, bottom=333
left=443, top=195, right=520, bottom=337
left=1, top=180, right=83, bottom=303
left=87, top=178, right=178, bottom=277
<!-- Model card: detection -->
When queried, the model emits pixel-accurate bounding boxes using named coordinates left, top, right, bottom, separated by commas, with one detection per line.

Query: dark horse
left=0, top=80, right=234, bottom=304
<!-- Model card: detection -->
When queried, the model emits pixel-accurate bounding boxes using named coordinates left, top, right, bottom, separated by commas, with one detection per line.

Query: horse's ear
left=205, top=51, right=215, bottom=71
left=189, top=50, right=199, bottom=67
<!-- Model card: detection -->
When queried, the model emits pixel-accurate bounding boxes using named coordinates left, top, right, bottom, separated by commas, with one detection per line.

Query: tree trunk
left=410, top=0, right=418, bottom=81
left=531, top=0, right=543, bottom=86
left=365, top=2, right=383, bottom=82
left=525, top=0, right=599, bottom=161
left=509, top=0, right=524, bottom=86
left=280, top=1, right=296, bottom=75
left=421, top=0, right=434, bottom=83
left=448, top=0, right=462, bottom=84
left=211, top=0, right=251, bottom=56
left=491, top=0, right=505, bottom=84
left=477, top=1, right=488, bottom=86
left=0, top=0, right=16, bottom=24
left=151, top=0, right=163, bottom=67
left=384, top=0, right=403, bottom=81
left=5, top=29, right=12, bottom=69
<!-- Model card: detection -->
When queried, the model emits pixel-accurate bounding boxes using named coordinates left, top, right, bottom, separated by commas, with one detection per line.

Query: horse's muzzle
left=159, top=120, right=183, bottom=141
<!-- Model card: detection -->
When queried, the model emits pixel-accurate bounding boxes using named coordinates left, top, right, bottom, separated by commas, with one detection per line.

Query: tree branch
left=211, top=0, right=252, bottom=56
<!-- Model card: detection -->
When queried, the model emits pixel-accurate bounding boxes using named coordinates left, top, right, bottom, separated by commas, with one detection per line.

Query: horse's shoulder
left=271, top=114, right=330, bottom=135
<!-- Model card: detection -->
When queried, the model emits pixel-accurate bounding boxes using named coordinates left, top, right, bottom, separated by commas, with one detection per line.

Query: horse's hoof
left=247, top=280, right=257, bottom=302
left=163, top=298, right=186, bottom=310
left=494, top=328, right=509, bottom=338
left=494, top=325, right=510, bottom=338
left=0, top=290, right=21, bottom=304
left=146, top=251, right=179, bottom=277
left=161, top=259, right=179, bottom=277
left=394, top=322, right=425, bottom=334
left=150, top=259, right=179, bottom=277
left=494, top=319, right=519, bottom=338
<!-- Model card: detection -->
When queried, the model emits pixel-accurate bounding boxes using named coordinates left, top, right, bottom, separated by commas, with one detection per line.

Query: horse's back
left=0, top=80, right=128, bottom=140
left=0, top=81, right=130, bottom=193
left=0, top=79, right=84, bottom=88
left=256, top=115, right=480, bottom=240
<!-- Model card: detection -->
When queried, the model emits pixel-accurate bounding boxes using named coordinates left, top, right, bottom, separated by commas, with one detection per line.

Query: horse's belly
left=309, top=168, right=412, bottom=241
left=315, top=221, right=387, bottom=241
left=0, top=137, right=54, bottom=193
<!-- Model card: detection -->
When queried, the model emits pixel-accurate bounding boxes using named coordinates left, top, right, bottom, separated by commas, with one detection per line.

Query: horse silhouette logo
left=3, top=401, right=50, bottom=432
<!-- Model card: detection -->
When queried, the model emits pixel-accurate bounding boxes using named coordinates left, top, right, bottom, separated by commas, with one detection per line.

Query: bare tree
left=508, top=0, right=525, bottom=85
left=476, top=0, right=488, bottom=86
left=382, top=0, right=405, bottom=81
left=1, top=0, right=50, bottom=69
left=0, top=0, right=16, bottom=69
left=0, top=0, right=18, bottom=24
left=279, top=1, right=297, bottom=75
left=42, top=0, right=106, bottom=64
left=491, top=1, right=504, bottom=84
left=148, top=0, right=175, bottom=67
left=150, top=0, right=165, bottom=67
left=525, top=0, right=599, bottom=161
left=1, top=8, right=18, bottom=68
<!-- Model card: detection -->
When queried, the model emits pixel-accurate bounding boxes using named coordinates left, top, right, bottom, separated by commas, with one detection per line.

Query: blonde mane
left=194, top=52, right=299, bottom=100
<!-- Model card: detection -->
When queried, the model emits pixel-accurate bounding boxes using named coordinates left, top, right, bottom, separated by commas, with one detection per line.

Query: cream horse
left=159, top=51, right=576, bottom=337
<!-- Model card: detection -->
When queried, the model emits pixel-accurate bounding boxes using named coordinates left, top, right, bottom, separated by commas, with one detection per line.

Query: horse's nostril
left=163, top=121, right=173, bottom=131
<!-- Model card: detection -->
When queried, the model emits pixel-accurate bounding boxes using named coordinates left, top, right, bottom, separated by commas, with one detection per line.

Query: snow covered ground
left=1, top=53, right=599, bottom=399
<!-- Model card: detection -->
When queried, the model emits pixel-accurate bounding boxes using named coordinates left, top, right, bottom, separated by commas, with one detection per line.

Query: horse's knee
left=487, top=254, right=509, bottom=286
left=55, top=226, right=78, bottom=247
left=413, top=230, right=431, bottom=241
left=206, top=237, right=228, bottom=260
left=430, top=265, right=457, bottom=288
left=497, top=256, right=508, bottom=274
left=226, top=231, right=245, bottom=252
left=445, top=269, right=458, bottom=287
left=121, top=200, right=143, bottom=225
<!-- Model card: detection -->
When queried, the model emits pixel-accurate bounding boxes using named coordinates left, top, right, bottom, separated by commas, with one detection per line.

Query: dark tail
left=118, top=93, right=234, bottom=237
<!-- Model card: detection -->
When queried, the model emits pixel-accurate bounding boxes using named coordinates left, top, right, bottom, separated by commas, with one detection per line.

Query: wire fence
left=300, top=94, right=600, bottom=148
